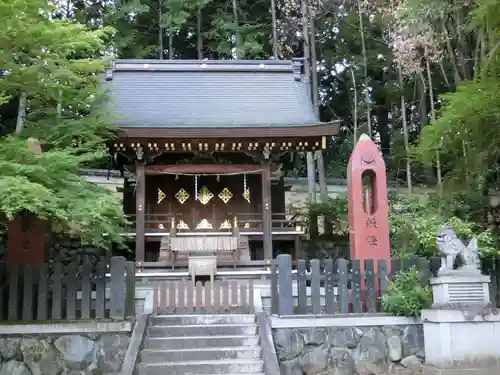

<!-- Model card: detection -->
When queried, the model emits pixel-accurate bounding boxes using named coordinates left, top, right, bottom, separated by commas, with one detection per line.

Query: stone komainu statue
left=436, top=225, right=480, bottom=273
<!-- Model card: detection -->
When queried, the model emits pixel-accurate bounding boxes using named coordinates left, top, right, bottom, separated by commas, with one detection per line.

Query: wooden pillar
left=316, top=150, right=331, bottom=235
left=261, top=159, right=273, bottom=259
left=135, top=160, right=146, bottom=263
left=306, top=152, right=318, bottom=236
left=306, top=152, right=316, bottom=202
left=316, top=151, right=328, bottom=201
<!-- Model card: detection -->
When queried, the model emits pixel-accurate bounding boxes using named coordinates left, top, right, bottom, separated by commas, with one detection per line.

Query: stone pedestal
left=421, top=309, right=500, bottom=364
left=430, top=273, right=491, bottom=308
left=422, top=271, right=500, bottom=366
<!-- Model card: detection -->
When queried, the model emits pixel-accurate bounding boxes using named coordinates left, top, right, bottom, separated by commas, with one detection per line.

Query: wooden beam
left=261, top=159, right=273, bottom=259
left=108, top=136, right=332, bottom=155
left=118, top=122, right=340, bottom=139
left=135, top=161, right=146, bottom=263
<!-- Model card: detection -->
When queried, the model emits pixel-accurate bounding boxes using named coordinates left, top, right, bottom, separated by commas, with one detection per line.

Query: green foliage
left=0, top=0, right=128, bottom=249
left=308, top=197, right=349, bottom=235
left=304, top=192, right=500, bottom=259
left=418, top=79, right=500, bottom=186
left=0, top=137, right=128, bottom=249
left=381, top=266, right=432, bottom=317
left=0, top=0, right=113, bottom=101
left=387, top=193, right=495, bottom=258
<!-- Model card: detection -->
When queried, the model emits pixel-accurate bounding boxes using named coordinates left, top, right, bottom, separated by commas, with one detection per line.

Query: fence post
left=22, top=264, right=34, bottom=321
left=351, top=259, right=363, bottom=313
left=110, top=256, right=127, bottom=320
left=8, top=265, right=19, bottom=320
left=125, top=261, right=136, bottom=317
left=296, top=259, right=307, bottom=314
left=310, top=259, right=321, bottom=314
left=270, top=259, right=279, bottom=314
left=337, top=258, right=349, bottom=313
left=325, top=259, right=335, bottom=314
left=277, top=254, right=293, bottom=315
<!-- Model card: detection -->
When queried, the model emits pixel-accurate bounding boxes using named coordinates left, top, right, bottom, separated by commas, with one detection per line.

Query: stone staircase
left=137, top=314, right=265, bottom=375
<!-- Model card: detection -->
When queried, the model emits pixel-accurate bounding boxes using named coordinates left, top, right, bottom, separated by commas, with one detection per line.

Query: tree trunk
left=270, top=0, right=278, bottom=59
left=56, top=90, right=63, bottom=118
left=377, top=105, right=390, bottom=156
left=15, top=92, right=27, bottom=135
left=232, top=0, right=242, bottom=58
left=419, top=72, right=428, bottom=131
left=158, top=0, right=163, bottom=60
left=197, top=8, right=203, bottom=59
left=452, top=2, right=469, bottom=80
left=309, top=9, right=327, bottom=212
left=357, top=0, right=371, bottom=136
left=442, top=18, right=461, bottom=85
left=308, top=7, right=327, bottom=203
left=425, top=48, right=442, bottom=197
left=301, top=0, right=310, bottom=81
left=398, top=63, right=412, bottom=194
left=169, top=32, right=174, bottom=59
left=350, top=67, right=358, bottom=144
left=310, top=10, right=319, bottom=117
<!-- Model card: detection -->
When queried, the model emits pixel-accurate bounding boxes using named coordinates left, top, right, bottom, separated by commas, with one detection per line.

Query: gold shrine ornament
left=175, top=188, right=190, bottom=204
left=196, top=218, right=213, bottom=230
left=218, top=187, right=233, bottom=204
left=176, top=220, right=189, bottom=230
left=242, top=188, right=251, bottom=203
left=157, top=188, right=166, bottom=204
left=198, top=186, right=214, bottom=205
left=219, top=220, right=232, bottom=229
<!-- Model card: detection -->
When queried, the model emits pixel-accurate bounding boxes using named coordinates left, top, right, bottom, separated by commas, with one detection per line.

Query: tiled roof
left=104, top=59, right=322, bottom=129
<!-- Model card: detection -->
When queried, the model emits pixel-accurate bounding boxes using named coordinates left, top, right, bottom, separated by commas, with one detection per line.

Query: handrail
left=257, top=312, right=281, bottom=375
left=126, top=213, right=306, bottom=226
left=119, top=314, right=148, bottom=375
left=126, top=212, right=301, bottom=218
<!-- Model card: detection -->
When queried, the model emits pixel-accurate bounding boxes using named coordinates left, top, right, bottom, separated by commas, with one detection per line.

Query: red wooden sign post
left=347, top=134, right=390, bottom=271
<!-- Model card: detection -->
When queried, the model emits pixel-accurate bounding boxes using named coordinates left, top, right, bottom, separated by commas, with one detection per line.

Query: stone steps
left=137, top=314, right=263, bottom=375
left=147, top=323, right=257, bottom=337
left=149, top=314, right=256, bottom=325
left=144, top=335, right=260, bottom=350
left=140, top=347, right=262, bottom=362
left=138, top=359, right=265, bottom=375
left=421, top=362, right=498, bottom=375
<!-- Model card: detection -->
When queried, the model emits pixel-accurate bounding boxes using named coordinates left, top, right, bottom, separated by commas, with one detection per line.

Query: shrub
left=381, top=266, right=432, bottom=317
left=301, top=193, right=500, bottom=259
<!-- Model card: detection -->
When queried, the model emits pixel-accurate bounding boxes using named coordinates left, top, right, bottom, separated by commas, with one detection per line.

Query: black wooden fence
left=0, top=256, right=135, bottom=322
left=270, top=254, right=500, bottom=315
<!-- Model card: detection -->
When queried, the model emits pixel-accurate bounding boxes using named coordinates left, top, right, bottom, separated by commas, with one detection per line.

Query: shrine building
left=105, top=59, right=339, bottom=266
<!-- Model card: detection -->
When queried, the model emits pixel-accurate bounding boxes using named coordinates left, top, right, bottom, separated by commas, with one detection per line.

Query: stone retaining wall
left=0, top=332, right=130, bottom=375
left=273, top=324, right=425, bottom=375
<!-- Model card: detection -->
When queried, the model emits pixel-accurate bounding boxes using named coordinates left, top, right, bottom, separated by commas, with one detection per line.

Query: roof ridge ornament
left=112, top=59, right=295, bottom=73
